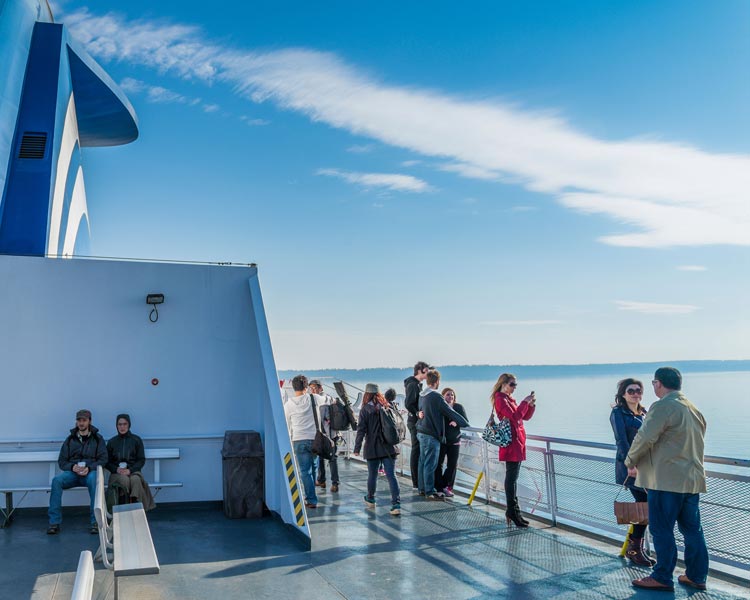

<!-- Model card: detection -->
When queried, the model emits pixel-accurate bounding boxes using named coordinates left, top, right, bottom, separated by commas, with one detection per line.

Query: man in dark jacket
left=106, top=414, right=155, bottom=510
left=404, top=361, right=430, bottom=488
left=417, top=370, right=469, bottom=499
left=47, top=409, right=108, bottom=535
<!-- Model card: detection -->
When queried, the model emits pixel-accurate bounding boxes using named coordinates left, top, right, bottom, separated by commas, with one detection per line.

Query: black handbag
left=310, top=395, right=335, bottom=460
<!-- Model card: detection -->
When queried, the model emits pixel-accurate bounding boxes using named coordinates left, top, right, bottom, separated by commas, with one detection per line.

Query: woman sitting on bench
left=106, top=414, right=155, bottom=511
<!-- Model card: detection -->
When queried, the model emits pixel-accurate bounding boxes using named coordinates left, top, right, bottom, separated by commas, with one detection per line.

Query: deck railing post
left=543, top=440, right=558, bottom=526
left=481, top=439, right=492, bottom=505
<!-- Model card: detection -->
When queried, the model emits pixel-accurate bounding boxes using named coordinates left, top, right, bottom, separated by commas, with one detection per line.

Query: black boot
left=513, top=499, right=529, bottom=525
left=626, top=535, right=656, bottom=567
left=506, top=508, right=529, bottom=528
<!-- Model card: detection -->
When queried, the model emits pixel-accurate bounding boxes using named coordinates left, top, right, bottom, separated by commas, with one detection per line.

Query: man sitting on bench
left=106, top=414, right=155, bottom=511
left=47, top=409, right=108, bottom=535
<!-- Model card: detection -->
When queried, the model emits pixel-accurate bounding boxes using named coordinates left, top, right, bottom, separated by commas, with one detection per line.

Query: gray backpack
left=379, top=404, right=406, bottom=445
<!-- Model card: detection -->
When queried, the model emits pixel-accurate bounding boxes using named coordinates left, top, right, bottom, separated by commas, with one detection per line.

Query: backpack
left=379, top=403, right=407, bottom=446
left=330, top=396, right=357, bottom=431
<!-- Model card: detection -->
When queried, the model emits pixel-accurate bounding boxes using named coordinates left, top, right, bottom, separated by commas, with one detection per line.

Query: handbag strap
left=614, top=480, right=633, bottom=502
left=309, top=394, right=323, bottom=433
left=487, top=397, right=497, bottom=424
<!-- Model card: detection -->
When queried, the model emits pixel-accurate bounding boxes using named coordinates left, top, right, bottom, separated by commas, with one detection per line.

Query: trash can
left=221, top=430, right=264, bottom=518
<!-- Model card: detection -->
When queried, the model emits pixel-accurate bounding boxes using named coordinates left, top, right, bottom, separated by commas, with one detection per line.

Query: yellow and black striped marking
left=285, top=452, right=305, bottom=527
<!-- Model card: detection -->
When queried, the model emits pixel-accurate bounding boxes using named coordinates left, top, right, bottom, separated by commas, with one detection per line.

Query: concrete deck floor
left=1, top=460, right=747, bottom=600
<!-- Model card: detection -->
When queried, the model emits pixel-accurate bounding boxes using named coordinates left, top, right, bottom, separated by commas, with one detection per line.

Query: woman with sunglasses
left=491, top=373, right=536, bottom=527
left=610, top=378, right=655, bottom=567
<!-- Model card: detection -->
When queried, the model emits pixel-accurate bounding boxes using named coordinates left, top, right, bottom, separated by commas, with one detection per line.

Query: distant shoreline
left=279, top=359, right=750, bottom=381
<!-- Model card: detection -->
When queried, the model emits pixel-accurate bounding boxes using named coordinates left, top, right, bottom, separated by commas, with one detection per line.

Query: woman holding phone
left=491, top=373, right=536, bottom=528
left=610, top=378, right=655, bottom=567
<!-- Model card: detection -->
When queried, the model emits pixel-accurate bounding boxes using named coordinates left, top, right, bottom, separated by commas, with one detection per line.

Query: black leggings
left=505, top=461, right=521, bottom=508
left=630, top=487, right=648, bottom=538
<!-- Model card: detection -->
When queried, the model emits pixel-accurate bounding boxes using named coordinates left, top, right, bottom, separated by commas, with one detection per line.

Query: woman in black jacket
left=434, top=388, right=468, bottom=497
left=354, top=383, right=401, bottom=515
left=106, top=414, right=155, bottom=510
left=610, top=378, right=654, bottom=567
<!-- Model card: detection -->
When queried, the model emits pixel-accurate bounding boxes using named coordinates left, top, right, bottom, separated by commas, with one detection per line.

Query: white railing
left=339, top=427, right=750, bottom=576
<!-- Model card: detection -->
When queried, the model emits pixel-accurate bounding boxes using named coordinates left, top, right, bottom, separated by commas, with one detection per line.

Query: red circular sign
left=151, top=378, right=159, bottom=386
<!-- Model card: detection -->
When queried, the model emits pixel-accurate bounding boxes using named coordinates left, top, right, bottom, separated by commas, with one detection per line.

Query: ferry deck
left=3, top=460, right=748, bottom=600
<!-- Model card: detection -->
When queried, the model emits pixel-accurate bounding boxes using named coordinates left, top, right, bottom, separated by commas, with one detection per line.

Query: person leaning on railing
left=609, top=378, right=655, bottom=567
left=491, top=373, right=536, bottom=528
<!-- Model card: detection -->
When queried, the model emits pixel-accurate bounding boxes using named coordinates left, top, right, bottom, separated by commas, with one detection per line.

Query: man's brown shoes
left=632, top=576, right=674, bottom=592
left=678, top=574, right=707, bottom=590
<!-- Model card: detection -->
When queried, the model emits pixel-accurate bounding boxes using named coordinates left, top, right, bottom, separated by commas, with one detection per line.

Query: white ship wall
left=0, top=255, right=300, bottom=533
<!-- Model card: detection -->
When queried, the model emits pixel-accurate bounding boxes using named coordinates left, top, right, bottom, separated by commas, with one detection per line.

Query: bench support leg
left=1, top=492, right=14, bottom=528
left=113, top=574, right=119, bottom=600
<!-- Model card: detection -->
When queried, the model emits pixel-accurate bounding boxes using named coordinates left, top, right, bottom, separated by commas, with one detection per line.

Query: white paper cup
left=77, top=461, right=86, bottom=468
left=119, top=462, right=127, bottom=469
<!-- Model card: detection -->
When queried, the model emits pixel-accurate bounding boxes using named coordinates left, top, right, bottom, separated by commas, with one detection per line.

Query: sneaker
left=89, top=523, right=99, bottom=535
left=46, top=524, right=60, bottom=535
left=418, top=490, right=426, bottom=496
left=363, top=495, right=376, bottom=508
left=389, top=503, right=401, bottom=516
left=426, top=493, right=444, bottom=501
left=330, top=484, right=339, bottom=493
left=443, top=487, right=454, bottom=498
left=378, top=468, right=385, bottom=475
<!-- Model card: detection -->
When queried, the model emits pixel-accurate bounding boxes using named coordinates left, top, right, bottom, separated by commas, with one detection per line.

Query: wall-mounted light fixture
left=146, top=293, right=164, bottom=323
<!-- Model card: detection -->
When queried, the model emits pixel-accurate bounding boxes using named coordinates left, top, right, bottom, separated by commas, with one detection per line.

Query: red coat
left=494, top=392, right=536, bottom=462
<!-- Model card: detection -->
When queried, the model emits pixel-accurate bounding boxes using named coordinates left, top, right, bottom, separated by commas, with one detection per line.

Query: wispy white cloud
left=614, top=300, right=700, bottom=315
left=71, top=10, right=750, bottom=248
left=317, top=168, right=433, bottom=193
left=401, top=160, right=422, bottom=167
left=347, top=144, right=374, bottom=154
left=120, top=77, right=190, bottom=104
left=439, top=162, right=501, bottom=181
left=239, top=115, right=270, bottom=126
left=480, top=320, right=562, bottom=326
left=677, top=265, right=707, bottom=272
left=202, top=103, right=220, bottom=113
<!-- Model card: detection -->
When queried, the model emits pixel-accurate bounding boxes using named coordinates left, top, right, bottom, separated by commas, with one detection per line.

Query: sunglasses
left=508, top=382, right=517, bottom=388
left=625, top=388, right=642, bottom=395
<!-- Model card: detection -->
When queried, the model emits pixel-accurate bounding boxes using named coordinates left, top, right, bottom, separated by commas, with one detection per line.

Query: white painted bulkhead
left=0, top=255, right=305, bottom=536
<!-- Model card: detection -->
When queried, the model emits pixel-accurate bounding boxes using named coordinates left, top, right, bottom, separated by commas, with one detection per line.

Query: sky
left=54, top=0, right=749, bottom=369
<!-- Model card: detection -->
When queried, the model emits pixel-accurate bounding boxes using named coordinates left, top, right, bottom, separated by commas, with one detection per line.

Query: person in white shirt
left=284, top=374, right=324, bottom=508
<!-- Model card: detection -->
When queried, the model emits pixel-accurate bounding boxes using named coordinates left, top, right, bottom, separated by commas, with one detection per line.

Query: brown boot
left=626, top=536, right=656, bottom=567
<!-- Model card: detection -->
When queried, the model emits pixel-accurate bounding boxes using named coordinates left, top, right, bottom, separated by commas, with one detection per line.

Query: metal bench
left=93, top=466, right=159, bottom=599
left=0, top=448, right=181, bottom=527
left=70, top=550, right=95, bottom=600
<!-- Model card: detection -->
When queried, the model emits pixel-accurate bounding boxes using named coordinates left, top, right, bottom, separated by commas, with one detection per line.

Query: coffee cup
left=119, top=462, right=127, bottom=469
left=77, top=461, right=86, bottom=468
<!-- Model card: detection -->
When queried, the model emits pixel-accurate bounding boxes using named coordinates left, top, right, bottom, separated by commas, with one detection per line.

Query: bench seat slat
left=0, top=448, right=179, bottom=463
left=113, top=503, right=160, bottom=576
left=0, top=486, right=51, bottom=493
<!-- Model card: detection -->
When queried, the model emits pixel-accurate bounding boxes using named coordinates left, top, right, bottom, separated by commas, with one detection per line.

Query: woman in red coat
left=491, top=373, right=536, bottom=527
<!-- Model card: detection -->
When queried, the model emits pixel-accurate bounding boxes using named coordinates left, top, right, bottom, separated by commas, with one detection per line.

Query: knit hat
left=365, top=383, right=380, bottom=394
left=76, top=409, right=92, bottom=420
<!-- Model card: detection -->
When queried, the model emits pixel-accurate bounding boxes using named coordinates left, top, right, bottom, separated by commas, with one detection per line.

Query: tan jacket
left=625, top=391, right=707, bottom=493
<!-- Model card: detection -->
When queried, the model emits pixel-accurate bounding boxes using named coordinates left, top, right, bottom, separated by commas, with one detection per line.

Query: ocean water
left=342, top=371, right=750, bottom=460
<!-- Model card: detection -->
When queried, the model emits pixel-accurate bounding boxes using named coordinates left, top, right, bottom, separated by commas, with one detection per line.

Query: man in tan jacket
left=625, top=367, right=709, bottom=592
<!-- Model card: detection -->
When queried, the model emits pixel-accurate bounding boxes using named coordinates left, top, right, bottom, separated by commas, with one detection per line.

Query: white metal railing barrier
left=339, top=425, right=750, bottom=575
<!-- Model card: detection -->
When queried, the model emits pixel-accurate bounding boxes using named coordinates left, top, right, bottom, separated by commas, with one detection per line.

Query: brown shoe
left=330, top=484, right=339, bottom=493
left=315, top=481, right=326, bottom=488
left=632, top=576, right=674, bottom=592
left=304, top=502, right=317, bottom=509
left=678, top=574, right=706, bottom=590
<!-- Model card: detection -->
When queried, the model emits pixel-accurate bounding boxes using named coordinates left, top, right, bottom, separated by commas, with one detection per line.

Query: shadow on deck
left=1, top=460, right=746, bottom=599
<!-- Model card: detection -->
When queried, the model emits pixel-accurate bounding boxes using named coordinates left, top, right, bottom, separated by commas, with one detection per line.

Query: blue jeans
left=648, top=489, right=709, bottom=586
left=293, top=440, right=318, bottom=505
left=417, top=433, right=441, bottom=494
left=366, top=457, right=400, bottom=504
left=48, top=469, right=97, bottom=525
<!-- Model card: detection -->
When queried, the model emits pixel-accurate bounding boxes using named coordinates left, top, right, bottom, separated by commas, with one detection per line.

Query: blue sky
left=57, top=1, right=749, bottom=369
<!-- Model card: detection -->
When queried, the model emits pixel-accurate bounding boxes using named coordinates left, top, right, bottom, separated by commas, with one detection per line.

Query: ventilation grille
left=18, top=132, right=48, bottom=159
